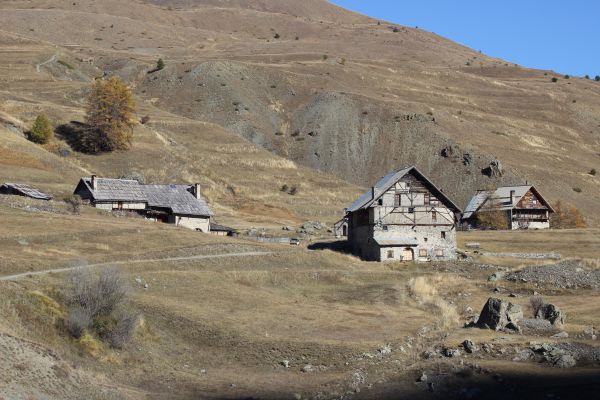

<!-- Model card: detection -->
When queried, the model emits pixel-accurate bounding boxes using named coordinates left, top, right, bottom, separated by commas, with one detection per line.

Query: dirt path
left=35, top=53, right=57, bottom=73
left=0, top=251, right=274, bottom=281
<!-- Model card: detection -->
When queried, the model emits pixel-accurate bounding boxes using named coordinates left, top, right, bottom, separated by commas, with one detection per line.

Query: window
left=431, top=198, right=439, bottom=206
left=378, top=198, right=383, bottom=206
left=424, top=237, right=428, bottom=242
left=435, top=249, right=444, bottom=257
left=382, top=225, right=388, bottom=231
left=394, top=194, right=401, bottom=207
left=441, top=231, right=446, bottom=239
left=408, top=207, right=415, bottom=213
left=424, top=193, right=430, bottom=205
left=419, top=249, right=428, bottom=257
left=387, top=250, right=394, bottom=259
left=533, top=199, right=538, bottom=205
left=432, top=211, right=437, bottom=222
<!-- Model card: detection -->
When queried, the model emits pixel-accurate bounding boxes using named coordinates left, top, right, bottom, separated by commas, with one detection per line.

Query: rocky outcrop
left=535, top=303, right=566, bottom=328
left=476, top=297, right=523, bottom=331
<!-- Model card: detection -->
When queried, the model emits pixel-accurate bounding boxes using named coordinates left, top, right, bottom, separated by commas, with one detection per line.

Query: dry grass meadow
left=1, top=198, right=599, bottom=398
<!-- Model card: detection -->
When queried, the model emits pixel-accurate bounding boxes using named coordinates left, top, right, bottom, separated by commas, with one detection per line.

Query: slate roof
left=0, top=183, right=52, bottom=200
left=143, top=185, right=213, bottom=217
left=210, top=223, right=237, bottom=232
left=81, top=177, right=146, bottom=202
left=463, top=185, right=554, bottom=219
left=346, top=166, right=461, bottom=213
left=373, top=236, right=418, bottom=247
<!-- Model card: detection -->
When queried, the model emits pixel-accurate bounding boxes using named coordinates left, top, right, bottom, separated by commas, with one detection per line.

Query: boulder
left=462, top=339, right=476, bottom=353
left=535, top=303, right=565, bottom=328
left=463, top=153, right=474, bottom=166
left=488, top=272, right=505, bottom=282
left=482, top=160, right=504, bottom=178
left=476, top=297, right=523, bottom=331
left=553, top=354, right=576, bottom=368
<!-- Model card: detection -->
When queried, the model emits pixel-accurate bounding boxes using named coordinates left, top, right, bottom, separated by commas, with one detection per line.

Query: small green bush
left=551, top=77, right=558, bottom=82
left=28, top=114, right=54, bottom=144
left=572, top=187, right=582, bottom=193
left=564, top=74, right=570, bottom=79
left=596, top=76, right=600, bottom=82
left=156, top=58, right=165, bottom=71
left=590, top=168, right=597, bottom=176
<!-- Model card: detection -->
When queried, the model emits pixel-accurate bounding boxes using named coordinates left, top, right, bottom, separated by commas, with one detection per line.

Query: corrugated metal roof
left=143, top=185, right=213, bottom=217
left=0, top=183, right=52, bottom=200
left=82, top=177, right=146, bottom=202
left=346, top=166, right=461, bottom=213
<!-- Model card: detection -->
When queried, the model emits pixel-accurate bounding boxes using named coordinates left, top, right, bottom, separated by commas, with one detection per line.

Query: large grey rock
left=553, top=354, right=576, bottom=368
left=536, top=303, right=565, bottom=328
left=476, top=297, right=523, bottom=331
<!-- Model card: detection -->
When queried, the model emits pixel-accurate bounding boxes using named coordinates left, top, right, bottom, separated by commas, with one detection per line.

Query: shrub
left=585, top=75, right=590, bottom=79
left=476, top=210, right=509, bottom=230
left=28, top=114, right=54, bottom=144
left=572, top=187, right=582, bottom=193
left=84, top=77, right=136, bottom=152
left=322, top=54, right=328, bottom=60
left=289, top=186, right=298, bottom=195
left=551, top=77, right=558, bottom=82
left=280, top=184, right=289, bottom=192
left=530, top=295, right=545, bottom=317
left=156, top=58, right=165, bottom=71
left=590, top=168, right=597, bottom=176
left=392, top=27, right=399, bottom=32
left=140, top=115, right=150, bottom=124
left=564, top=74, right=570, bottom=79
left=295, top=36, right=299, bottom=40
left=273, top=33, right=280, bottom=39
left=550, top=201, right=587, bottom=228
left=596, top=76, right=600, bottom=82
left=63, top=194, right=82, bottom=214
left=64, top=267, right=137, bottom=349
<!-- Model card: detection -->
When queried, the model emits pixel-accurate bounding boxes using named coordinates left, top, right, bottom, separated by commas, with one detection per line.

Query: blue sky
left=330, top=0, right=599, bottom=77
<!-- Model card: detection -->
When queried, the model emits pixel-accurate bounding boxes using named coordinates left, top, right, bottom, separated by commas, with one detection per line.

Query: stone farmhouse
left=343, top=166, right=462, bottom=262
left=74, top=175, right=214, bottom=232
left=462, top=185, right=554, bottom=230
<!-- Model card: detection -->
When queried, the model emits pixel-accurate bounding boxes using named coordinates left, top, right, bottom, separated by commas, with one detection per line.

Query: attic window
left=394, top=194, right=401, bottom=207
left=378, top=198, right=383, bottom=205
left=441, top=231, right=446, bottom=239
left=424, top=193, right=430, bottom=205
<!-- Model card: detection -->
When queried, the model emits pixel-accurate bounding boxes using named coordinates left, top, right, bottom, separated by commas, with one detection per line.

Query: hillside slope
left=0, top=0, right=598, bottom=221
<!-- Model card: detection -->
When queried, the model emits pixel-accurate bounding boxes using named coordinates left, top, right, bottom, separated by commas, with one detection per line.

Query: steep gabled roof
left=143, top=184, right=213, bottom=217
left=79, top=177, right=146, bottom=202
left=0, top=183, right=52, bottom=200
left=463, top=185, right=554, bottom=219
left=346, top=166, right=461, bottom=213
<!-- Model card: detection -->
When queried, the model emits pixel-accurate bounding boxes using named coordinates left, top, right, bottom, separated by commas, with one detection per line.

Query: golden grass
left=408, top=274, right=460, bottom=330
left=0, top=144, right=48, bottom=170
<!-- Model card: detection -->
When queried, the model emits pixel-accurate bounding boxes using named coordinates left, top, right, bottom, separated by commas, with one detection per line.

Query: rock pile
left=506, top=260, right=600, bottom=289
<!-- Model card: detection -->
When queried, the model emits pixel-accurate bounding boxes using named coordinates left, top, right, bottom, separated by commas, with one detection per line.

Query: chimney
left=510, top=190, right=516, bottom=204
left=91, top=175, right=97, bottom=191
left=194, top=183, right=201, bottom=199
left=371, top=186, right=376, bottom=200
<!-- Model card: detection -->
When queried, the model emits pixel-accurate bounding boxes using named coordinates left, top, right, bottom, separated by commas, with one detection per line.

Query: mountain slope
left=0, top=0, right=598, bottom=222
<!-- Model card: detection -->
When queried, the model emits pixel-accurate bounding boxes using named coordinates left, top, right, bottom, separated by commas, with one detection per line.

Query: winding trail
left=35, top=53, right=57, bottom=73
left=0, top=251, right=274, bottom=281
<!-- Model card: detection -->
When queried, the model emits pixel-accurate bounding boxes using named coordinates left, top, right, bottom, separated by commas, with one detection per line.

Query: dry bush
left=408, top=275, right=459, bottom=330
left=530, top=295, right=545, bottom=317
left=64, top=267, right=137, bottom=349
left=63, top=194, right=82, bottom=214
left=476, top=210, right=509, bottom=230
left=550, top=201, right=587, bottom=228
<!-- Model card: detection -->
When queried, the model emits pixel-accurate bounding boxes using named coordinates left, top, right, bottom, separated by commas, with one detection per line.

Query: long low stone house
left=74, top=176, right=214, bottom=232
left=462, top=185, right=554, bottom=230
left=343, top=166, right=462, bottom=262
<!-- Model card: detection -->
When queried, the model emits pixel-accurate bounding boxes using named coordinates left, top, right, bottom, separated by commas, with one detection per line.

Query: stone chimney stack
left=371, top=186, right=376, bottom=200
left=194, top=183, right=201, bottom=200
left=91, top=175, right=97, bottom=191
